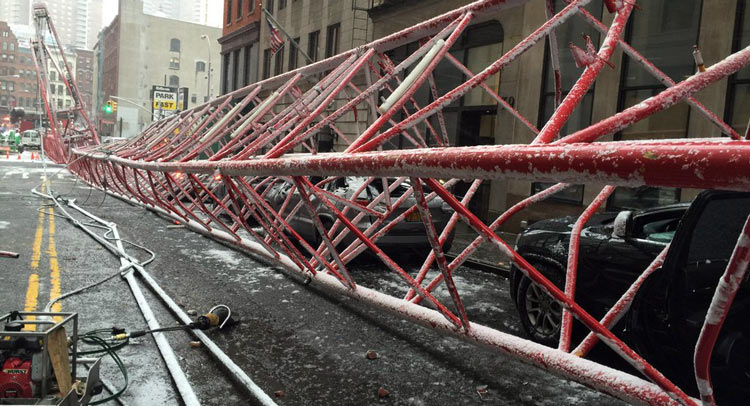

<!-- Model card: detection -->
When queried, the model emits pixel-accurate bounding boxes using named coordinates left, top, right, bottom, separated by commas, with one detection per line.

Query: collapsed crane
left=31, top=1, right=750, bottom=405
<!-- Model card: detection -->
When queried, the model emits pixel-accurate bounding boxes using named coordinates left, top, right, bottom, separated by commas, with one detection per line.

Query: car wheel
left=18, top=145, right=24, bottom=153
left=516, top=262, right=564, bottom=347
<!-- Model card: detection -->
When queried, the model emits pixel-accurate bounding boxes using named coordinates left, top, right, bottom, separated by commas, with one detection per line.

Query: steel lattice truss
left=32, top=1, right=750, bottom=405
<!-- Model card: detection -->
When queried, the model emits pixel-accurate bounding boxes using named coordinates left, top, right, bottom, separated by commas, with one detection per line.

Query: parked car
left=509, top=190, right=750, bottom=404
left=264, top=176, right=454, bottom=252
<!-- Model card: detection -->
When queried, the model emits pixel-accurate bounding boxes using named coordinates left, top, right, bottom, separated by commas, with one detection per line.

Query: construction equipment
left=0, top=311, right=101, bottom=405
left=30, top=0, right=750, bottom=405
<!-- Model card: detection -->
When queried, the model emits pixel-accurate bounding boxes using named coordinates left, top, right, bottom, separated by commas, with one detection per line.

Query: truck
left=17, top=130, right=41, bottom=153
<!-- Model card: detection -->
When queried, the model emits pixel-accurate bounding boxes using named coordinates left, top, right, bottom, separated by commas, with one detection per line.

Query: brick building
left=218, top=0, right=262, bottom=94
left=0, top=21, right=39, bottom=120
left=93, top=0, right=221, bottom=138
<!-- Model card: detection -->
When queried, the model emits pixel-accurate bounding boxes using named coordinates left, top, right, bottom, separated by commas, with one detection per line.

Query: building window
left=250, top=1, right=255, bottom=13
left=1, top=43, right=6, bottom=51
left=243, top=44, right=253, bottom=85
left=170, top=57, right=180, bottom=70
left=169, top=75, right=179, bottom=88
left=267, top=0, right=274, bottom=13
left=288, top=37, right=299, bottom=71
left=58, top=85, right=63, bottom=95
left=222, top=52, right=231, bottom=93
left=307, top=30, right=319, bottom=62
left=262, top=48, right=271, bottom=79
left=226, top=0, right=233, bottom=24
left=725, top=0, right=750, bottom=134
left=232, top=50, right=240, bottom=89
left=274, top=47, right=284, bottom=75
left=325, top=24, right=340, bottom=58
left=191, top=94, right=197, bottom=104
left=609, top=0, right=701, bottom=210
left=616, top=0, right=702, bottom=141
left=538, top=0, right=601, bottom=138
left=170, top=38, right=180, bottom=53
left=279, top=0, right=286, bottom=10
left=9, top=43, right=13, bottom=51
left=196, top=61, right=206, bottom=72
left=237, top=0, right=243, bottom=19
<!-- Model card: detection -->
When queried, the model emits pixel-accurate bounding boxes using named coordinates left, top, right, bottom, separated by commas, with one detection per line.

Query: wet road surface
left=0, top=160, right=624, bottom=405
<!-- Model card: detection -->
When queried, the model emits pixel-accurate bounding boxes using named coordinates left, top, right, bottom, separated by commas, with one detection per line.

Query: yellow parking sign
left=153, top=100, right=177, bottom=110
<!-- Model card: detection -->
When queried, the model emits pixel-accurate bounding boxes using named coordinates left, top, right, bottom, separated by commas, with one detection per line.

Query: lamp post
left=200, top=34, right=212, bottom=102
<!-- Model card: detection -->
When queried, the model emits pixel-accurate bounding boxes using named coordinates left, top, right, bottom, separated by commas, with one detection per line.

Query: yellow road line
left=48, top=207, right=62, bottom=322
left=25, top=179, right=46, bottom=331
left=22, top=274, right=39, bottom=331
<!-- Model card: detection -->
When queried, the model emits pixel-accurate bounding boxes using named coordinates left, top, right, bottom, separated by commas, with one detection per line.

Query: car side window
left=687, top=197, right=750, bottom=262
left=632, top=210, right=685, bottom=243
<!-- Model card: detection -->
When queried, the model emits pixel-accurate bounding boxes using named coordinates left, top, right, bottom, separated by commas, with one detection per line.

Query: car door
left=589, top=209, right=683, bottom=317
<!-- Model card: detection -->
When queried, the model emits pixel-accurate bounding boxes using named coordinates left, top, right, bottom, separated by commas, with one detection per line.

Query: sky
left=102, top=1, right=223, bottom=28
left=102, top=0, right=118, bottom=27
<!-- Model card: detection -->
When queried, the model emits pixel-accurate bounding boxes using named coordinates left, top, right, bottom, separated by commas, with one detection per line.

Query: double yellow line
left=24, top=179, right=63, bottom=330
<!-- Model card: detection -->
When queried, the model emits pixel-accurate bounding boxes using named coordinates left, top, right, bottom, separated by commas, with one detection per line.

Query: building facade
left=0, top=0, right=106, bottom=50
left=142, top=0, right=221, bottom=28
left=364, top=0, right=750, bottom=227
left=218, top=0, right=261, bottom=95
left=94, top=0, right=221, bottom=138
left=0, top=21, right=39, bottom=119
left=0, top=0, right=31, bottom=26
left=75, top=48, right=94, bottom=119
left=214, top=0, right=750, bottom=229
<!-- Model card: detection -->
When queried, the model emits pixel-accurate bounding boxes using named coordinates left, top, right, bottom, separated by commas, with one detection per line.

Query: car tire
left=515, top=261, right=565, bottom=347
left=18, top=145, right=24, bottom=153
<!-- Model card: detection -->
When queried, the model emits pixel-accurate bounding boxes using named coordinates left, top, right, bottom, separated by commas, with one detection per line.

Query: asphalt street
left=0, top=159, right=624, bottom=405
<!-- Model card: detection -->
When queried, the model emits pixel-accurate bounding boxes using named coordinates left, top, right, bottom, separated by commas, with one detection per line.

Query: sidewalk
left=446, top=222, right=517, bottom=275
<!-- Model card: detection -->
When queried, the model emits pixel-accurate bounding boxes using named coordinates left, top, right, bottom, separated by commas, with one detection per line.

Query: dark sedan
left=509, top=202, right=688, bottom=345
left=508, top=191, right=750, bottom=404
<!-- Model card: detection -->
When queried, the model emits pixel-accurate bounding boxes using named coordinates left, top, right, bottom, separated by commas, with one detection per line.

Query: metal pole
left=201, top=35, right=212, bottom=100
left=262, top=6, right=315, bottom=65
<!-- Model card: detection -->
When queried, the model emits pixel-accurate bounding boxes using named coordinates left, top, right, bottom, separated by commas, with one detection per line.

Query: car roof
left=635, top=202, right=691, bottom=215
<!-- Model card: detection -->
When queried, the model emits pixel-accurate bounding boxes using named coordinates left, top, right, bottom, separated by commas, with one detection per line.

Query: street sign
left=151, top=86, right=188, bottom=121
left=152, top=86, right=178, bottom=111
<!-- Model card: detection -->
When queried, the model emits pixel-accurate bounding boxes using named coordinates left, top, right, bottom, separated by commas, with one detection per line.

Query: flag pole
left=261, top=4, right=315, bottom=65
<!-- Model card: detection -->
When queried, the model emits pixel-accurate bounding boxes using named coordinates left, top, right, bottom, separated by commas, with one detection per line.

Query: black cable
left=78, top=330, right=129, bottom=405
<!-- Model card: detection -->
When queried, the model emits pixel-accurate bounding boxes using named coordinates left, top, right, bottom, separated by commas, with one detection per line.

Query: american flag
left=266, top=16, right=284, bottom=56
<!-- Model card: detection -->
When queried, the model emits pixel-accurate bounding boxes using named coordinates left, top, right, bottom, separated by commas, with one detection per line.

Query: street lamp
left=200, top=34, right=212, bottom=102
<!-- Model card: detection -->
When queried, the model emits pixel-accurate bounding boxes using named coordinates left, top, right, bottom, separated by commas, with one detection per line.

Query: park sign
left=150, top=86, right=189, bottom=121
left=151, top=85, right=178, bottom=111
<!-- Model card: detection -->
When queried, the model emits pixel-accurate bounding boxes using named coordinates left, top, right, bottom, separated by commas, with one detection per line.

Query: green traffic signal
left=103, top=101, right=113, bottom=114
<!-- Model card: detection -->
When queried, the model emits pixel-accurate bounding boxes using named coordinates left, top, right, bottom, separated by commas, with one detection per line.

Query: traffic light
left=103, top=101, right=113, bottom=114
left=111, top=100, right=117, bottom=112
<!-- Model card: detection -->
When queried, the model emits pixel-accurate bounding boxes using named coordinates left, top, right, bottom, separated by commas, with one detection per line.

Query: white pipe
left=111, top=225, right=202, bottom=406
left=63, top=200, right=278, bottom=406
left=93, top=187, right=695, bottom=406
left=245, top=91, right=280, bottom=125
left=378, top=39, right=445, bottom=114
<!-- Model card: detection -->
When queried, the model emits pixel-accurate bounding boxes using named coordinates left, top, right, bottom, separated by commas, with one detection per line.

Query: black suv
left=509, top=190, right=750, bottom=404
